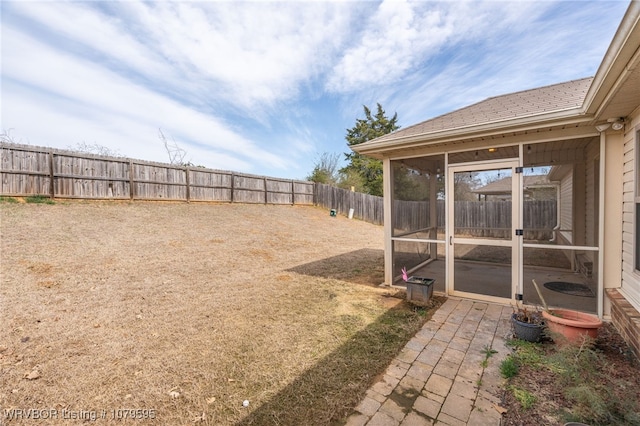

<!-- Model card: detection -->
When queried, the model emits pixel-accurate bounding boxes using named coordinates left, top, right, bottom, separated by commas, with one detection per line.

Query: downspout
left=550, top=183, right=561, bottom=242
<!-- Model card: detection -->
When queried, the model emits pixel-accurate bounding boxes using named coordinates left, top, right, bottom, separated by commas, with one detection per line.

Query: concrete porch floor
left=409, top=259, right=597, bottom=313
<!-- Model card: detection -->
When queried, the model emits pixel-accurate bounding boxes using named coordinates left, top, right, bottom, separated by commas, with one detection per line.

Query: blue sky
left=1, top=1, right=630, bottom=180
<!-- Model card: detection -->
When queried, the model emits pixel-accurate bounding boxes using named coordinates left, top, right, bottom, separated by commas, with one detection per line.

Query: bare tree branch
left=68, top=141, right=122, bottom=157
left=159, top=128, right=189, bottom=165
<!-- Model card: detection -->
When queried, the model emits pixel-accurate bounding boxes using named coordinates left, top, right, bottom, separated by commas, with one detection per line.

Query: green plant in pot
left=511, top=303, right=545, bottom=343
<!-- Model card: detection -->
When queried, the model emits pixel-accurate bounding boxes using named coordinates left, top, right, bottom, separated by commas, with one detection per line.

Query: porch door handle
left=449, top=236, right=453, bottom=245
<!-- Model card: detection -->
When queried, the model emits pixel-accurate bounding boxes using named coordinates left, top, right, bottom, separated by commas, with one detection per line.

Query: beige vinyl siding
left=585, top=139, right=599, bottom=248
left=621, top=111, right=640, bottom=311
left=559, top=171, right=573, bottom=244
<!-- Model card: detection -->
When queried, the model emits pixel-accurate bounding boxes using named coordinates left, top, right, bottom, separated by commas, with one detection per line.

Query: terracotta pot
left=542, top=309, right=602, bottom=344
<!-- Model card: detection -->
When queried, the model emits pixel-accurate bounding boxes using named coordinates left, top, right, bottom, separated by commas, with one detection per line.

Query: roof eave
left=352, top=107, right=591, bottom=157
left=583, top=1, right=640, bottom=116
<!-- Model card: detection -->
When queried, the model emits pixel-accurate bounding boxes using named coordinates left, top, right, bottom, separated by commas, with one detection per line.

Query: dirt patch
left=0, top=201, right=437, bottom=425
left=501, top=322, right=640, bottom=425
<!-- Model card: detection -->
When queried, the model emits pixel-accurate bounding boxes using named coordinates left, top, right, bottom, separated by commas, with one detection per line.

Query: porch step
left=576, top=253, right=593, bottom=278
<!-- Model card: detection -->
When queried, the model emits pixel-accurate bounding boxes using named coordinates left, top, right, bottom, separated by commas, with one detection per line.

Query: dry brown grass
left=0, top=201, right=440, bottom=425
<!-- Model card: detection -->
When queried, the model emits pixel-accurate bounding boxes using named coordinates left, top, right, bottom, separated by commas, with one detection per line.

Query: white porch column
left=383, top=157, right=394, bottom=286
left=430, top=171, right=438, bottom=260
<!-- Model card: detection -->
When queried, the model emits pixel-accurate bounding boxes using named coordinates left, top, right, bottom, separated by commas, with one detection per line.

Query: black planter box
left=405, top=277, right=435, bottom=304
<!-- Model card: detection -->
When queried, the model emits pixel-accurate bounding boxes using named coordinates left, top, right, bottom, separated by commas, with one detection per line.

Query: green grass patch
left=0, top=196, right=19, bottom=203
left=500, top=355, right=519, bottom=378
left=503, top=337, right=640, bottom=425
left=512, top=386, right=536, bottom=410
left=25, top=195, right=54, bottom=204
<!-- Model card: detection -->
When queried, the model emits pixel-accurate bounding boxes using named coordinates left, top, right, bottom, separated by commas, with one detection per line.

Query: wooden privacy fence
left=454, top=200, right=557, bottom=239
left=314, top=183, right=384, bottom=224
left=0, top=143, right=314, bottom=205
left=395, top=200, right=557, bottom=239
left=314, top=184, right=557, bottom=239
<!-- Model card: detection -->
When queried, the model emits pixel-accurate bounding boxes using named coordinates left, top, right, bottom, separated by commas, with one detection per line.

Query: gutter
left=550, top=183, right=561, bottom=243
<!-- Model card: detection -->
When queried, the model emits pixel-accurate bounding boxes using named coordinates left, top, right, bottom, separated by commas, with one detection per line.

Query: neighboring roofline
left=353, top=1, right=640, bottom=157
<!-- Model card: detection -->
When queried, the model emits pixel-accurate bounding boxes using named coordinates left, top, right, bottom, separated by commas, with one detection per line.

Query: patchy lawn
left=500, top=323, right=640, bottom=425
left=0, top=201, right=441, bottom=425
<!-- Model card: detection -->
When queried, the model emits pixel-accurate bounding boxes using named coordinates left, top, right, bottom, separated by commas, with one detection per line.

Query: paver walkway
left=345, top=298, right=512, bottom=426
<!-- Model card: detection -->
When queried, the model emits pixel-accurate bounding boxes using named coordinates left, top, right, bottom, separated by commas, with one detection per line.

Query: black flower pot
left=511, top=313, right=544, bottom=342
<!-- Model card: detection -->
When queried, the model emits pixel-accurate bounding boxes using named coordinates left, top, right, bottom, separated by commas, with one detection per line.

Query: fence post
left=185, top=166, right=190, bottom=203
left=264, top=177, right=268, bottom=204
left=49, top=151, right=55, bottom=199
left=230, top=172, right=235, bottom=203
left=291, top=180, right=295, bottom=205
left=129, top=160, right=134, bottom=201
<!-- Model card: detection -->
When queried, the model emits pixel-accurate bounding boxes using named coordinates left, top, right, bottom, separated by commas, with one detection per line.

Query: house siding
left=607, top=108, right=640, bottom=358
left=559, top=172, right=573, bottom=244
left=620, top=110, right=640, bottom=312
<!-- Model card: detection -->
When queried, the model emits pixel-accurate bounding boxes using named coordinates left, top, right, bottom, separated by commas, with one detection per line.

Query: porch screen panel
left=522, top=246, right=598, bottom=314
left=391, top=155, right=445, bottom=284
left=454, top=243, right=511, bottom=298
left=392, top=241, right=446, bottom=293
left=454, top=168, right=512, bottom=240
left=522, top=138, right=599, bottom=247
left=391, top=156, right=444, bottom=239
left=522, top=139, right=600, bottom=313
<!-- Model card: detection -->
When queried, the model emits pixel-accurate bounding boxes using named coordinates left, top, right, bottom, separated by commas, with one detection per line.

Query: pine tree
left=342, top=103, right=399, bottom=196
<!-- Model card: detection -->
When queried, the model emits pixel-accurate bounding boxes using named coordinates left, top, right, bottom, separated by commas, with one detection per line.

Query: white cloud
left=110, top=1, right=354, bottom=111
left=326, top=0, right=556, bottom=94
left=336, top=1, right=625, bottom=128
left=0, top=25, right=286, bottom=171
left=7, top=1, right=356, bottom=113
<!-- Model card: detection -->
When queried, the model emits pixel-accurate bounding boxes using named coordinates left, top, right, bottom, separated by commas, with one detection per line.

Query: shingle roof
left=371, top=77, right=593, bottom=144
left=474, top=175, right=554, bottom=195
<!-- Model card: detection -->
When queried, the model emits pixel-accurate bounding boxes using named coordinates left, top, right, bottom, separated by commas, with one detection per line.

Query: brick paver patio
left=344, top=298, right=512, bottom=425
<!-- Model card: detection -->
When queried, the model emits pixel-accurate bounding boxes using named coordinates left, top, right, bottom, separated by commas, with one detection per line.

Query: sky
left=0, top=1, right=631, bottom=180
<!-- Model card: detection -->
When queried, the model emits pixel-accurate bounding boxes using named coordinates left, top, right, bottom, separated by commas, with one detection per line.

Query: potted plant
left=511, top=303, right=545, bottom=342
left=541, top=309, right=602, bottom=344
left=532, top=280, right=603, bottom=344
left=401, top=267, right=435, bottom=304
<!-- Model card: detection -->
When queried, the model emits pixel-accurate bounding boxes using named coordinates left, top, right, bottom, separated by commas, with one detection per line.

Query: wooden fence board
left=189, top=187, right=232, bottom=202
